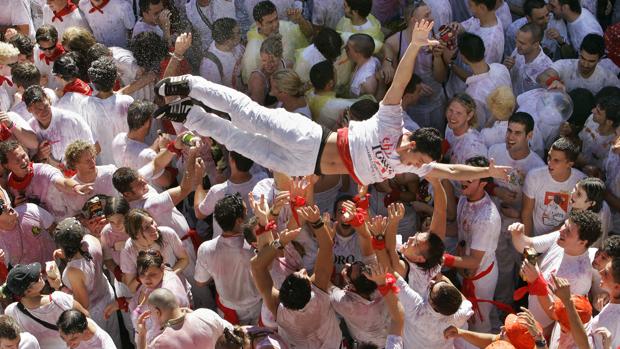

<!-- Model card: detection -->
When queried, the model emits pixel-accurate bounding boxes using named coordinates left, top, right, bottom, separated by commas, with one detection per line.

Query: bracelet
left=166, top=141, right=183, bottom=156
left=371, top=236, right=386, bottom=250
left=310, top=219, right=324, bottom=230
left=377, top=273, right=399, bottom=296
left=384, top=57, right=393, bottom=63
left=170, top=52, right=183, bottom=61
left=255, top=220, right=277, bottom=236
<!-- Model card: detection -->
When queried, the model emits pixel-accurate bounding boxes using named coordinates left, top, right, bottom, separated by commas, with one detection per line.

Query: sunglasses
left=38, top=44, right=56, bottom=52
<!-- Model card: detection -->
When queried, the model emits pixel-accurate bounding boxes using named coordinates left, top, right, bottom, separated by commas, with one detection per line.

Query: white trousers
left=183, top=76, right=324, bottom=176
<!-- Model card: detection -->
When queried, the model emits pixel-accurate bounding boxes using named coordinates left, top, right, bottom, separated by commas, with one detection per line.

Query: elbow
left=194, top=207, right=207, bottom=220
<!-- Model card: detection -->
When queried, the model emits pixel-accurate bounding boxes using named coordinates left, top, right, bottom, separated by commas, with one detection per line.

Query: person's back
left=150, top=308, right=231, bottom=348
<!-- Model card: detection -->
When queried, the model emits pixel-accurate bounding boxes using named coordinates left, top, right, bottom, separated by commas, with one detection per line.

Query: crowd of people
left=0, top=0, right=618, bottom=348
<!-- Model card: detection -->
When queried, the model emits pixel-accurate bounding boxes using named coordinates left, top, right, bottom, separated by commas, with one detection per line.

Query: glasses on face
left=38, top=44, right=56, bottom=52
left=138, top=249, right=162, bottom=257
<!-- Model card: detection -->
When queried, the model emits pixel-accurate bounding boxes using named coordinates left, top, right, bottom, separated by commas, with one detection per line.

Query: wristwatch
left=271, top=239, right=284, bottom=250
left=375, top=235, right=385, bottom=241
left=534, top=336, right=546, bottom=348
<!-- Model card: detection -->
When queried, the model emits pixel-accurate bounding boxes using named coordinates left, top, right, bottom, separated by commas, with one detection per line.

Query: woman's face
left=260, top=52, right=279, bottom=75
left=446, top=100, right=473, bottom=132
left=570, top=184, right=594, bottom=211
left=107, top=214, right=125, bottom=233
left=139, top=217, right=159, bottom=243
left=23, top=275, right=45, bottom=297
left=139, top=265, right=164, bottom=289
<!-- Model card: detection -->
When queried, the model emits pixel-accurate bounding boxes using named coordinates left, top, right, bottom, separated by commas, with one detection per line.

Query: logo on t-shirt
left=31, top=226, right=42, bottom=236
left=370, top=137, right=396, bottom=176
left=542, top=191, right=570, bottom=227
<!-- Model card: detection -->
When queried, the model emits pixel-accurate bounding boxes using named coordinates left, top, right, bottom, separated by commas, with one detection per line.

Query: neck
left=598, top=123, right=615, bottom=136
left=563, top=245, right=586, bottom=256
left=452, top=125, right=469, bottom=137
left=524, top=46, right=541, bottom=63
left=215, top=41, right=233, bottom=52
left=77, top=168, right=97, bottom=183
left=127, top=129, right=147, bottom=142
left=350, top=14, right=367, bottom=26
left=478, top=11, right=498, bottom=26
left=470, top=61, right=490, bottom=75
left=229, top=170, right=251, bottom=184
left=316, top=89, right=334, bottom=95
left=166, top=308, right=185, bottom=324
left=565, top=10, right=579, bottom=22
left=354, top=55, right=369, bottom=67
left=551, top=169, right=571, bottom=182
left=96, top=90, right=113, bottom=99
left=467, top=190, right=486, bottom=202
left=610, top=292, right=620, bottom=304
left=509, top=147, right=530, bottom=160
left=53, top=1, right=69, bottom=11
left=221, top=230, right=241, bottom=237
left=281, top=95, right=306, bottom=112
left=198, top=0, right=210, bottom=6
left=82, top=321, right=97, bottom=341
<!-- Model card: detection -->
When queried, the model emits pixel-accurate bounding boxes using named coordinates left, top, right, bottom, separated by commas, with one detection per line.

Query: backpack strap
left=205, top=51, right=224, bottom=81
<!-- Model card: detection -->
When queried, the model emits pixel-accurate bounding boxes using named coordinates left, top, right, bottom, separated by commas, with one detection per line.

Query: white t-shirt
left=330, top=289, right=389, bottom=347
left=148, top=309, right=233, bottom=349
left=55, top=91, right=89, bottom=115
left=604, top=149, right=620, bottom=230
left=523, top=167, right=586, bottom=236
left=510, top=47, right=553, bottom=95
left=566, top=9, right=603, bottom=50
left=529, top=231, right=593, bottom=326
left=80, top=94, right=133, bottom=165
left=131, top=187, right=191, bottom=241
left=461, top=17, right=505, bottom=64
left=551, top=59, right=620, bottom=94
left=78, top=0, right=134, bottom=48
left=199, top=42, right=244, bottom=89
left=5, top=292, right=75, bottom=349
left=132, top=20, right=163, bottom=38
left=112, top=133, right=158, bottom=170
left=11, top=88, right=58, bottom=122
left=66, top=165, right=119, bottom=216
left=28, top=107, right=94, bottom=162
left=505, top=17, right=559, bottom=57
left=488, top=144, right=545, bottom=210
left=0, top=0, right=33, bottom=35
left=194, top=235, right=261, bottom=311
left=7, top=163, right=68, bottom=218
left=276, top=284, right=342, bottom=349
left=197, top=174, right=266, bottom=237
left=42, top=3, right=90, bottom=38
left=75, top=320, right=116, bottom=349
left=578, top=114, right=616, bottom=169
left=33, top=47, right=63, bottom=91
left=587, top=303, right=620, bottom=349
left=348, top=103, right=434, bottom=185
left=444, top=127, right=488, bottom=165
left=120, top=226, right=187, bottom=278
left=457, top=193, right=501, bottom=274
left=17, top=332, right=40, bottom=349
left=397, top=276, right=473, bottom=349
left=465, top=63, right=512, bottom=128
left=332, top=232, right=364, bottom=273
left=312, top=0, right=345, bottom=29
left=350, top=57, right=380, bottom=97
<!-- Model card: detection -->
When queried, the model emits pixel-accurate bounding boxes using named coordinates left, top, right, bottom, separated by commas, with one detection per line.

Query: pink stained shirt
left=148, top=308, right=232, bottom=349
left=0, top=203, right=56, bottom=266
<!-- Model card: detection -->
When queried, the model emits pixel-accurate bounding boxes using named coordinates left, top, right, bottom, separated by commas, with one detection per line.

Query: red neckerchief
left=8, top=162, right=35, bottom=191
left=89, top=0, right=110, bottom=13
left=63, top=79, right=93, bottom=96
left=39, top=43, right=65, bottom=65
left=0, top=76, right=13, bottom=87
left=0, top=124, right=13, bottom=141
left=52, top=1, right=78, bottom=22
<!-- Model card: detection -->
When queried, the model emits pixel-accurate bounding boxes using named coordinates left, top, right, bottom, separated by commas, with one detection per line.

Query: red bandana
left=52, top=1, right=78, bottom=22
left=89, top=0, right=110, bottom=13
left=0, top=124, right=13, bottom=141
left=7, top=162, right=34, bottom=191
left=38, top=43, right=65, bottom=65
left=0, top=76, right=13, bottom=87
left=63, top=79, right=93, bottom=96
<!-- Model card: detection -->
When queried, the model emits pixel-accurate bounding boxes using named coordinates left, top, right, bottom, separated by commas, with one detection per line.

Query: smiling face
left=27, top=98, right=53, bottom=128
left=3, top=146, right=31, bottom=178
left=73, top=149, right=97, bottom=175
left=138, top=217, right=159, bottom=243
left=401, top=232, right=430, bottom=263
left=505, top=121, right=531, bottom=154
left=446, top=100, right=473, bottom=135
left=128, top=176, right=150, bottom=199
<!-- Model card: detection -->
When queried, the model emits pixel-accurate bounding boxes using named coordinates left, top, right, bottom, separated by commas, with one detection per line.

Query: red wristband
left=166, top=141, right=182, bottom=156
left=378, top=273, right=400, bottom=296
left=545, top=76, right=561, bottom=87
left=117, top=297, right=129, bottom=312
left=371, top=237, right=386, bottom=250
left=443, top=253, right=456, bottom=268
left=343, top=207, right=368, bottom=227
left=255, top=220, right=277, bottom=236
left=353, top=194, right=370, bottom=210
left=290, top=195, right=306, bottom=226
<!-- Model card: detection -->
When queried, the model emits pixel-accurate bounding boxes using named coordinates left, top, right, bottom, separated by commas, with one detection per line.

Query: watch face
left=375, top=235, right=385, bottom=241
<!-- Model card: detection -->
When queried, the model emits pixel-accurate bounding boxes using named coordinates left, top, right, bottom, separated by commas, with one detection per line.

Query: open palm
left=411, top=19, right=439, bottom=47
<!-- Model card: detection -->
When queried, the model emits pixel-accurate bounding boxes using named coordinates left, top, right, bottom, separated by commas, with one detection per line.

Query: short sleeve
left=396, top=276, right=423, bottom=310
left=198, top=185, right=225, bottom=216
left=122, top=2, right=136, bottom=29
left=51, top=290, right=75, bottom=309
left=144, top=191, right=175, bottom=215
left=36, top=205, right=55, bottom=230
left=312, top=2, right=326, bottom=26
left=531, top=231, right=560, bottom=254
left=194, top=244, right=213, bottom=283
left=550, top=60, right=573, bottom=80
left=385, top=335, right=403, bottom=349
left=9, top=111, right=33, bottom=131
left=522, top=169, right=539, bottom=199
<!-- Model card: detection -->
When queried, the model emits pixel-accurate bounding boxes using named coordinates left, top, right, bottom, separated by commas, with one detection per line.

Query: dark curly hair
left=129, top=32, right=168, bottom=71
left=569, top=210, right=602, bottom=248
left=88, top=56, right=117, bottom=92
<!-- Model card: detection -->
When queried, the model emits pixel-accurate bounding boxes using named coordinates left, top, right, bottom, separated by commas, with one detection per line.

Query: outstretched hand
left=411, top=19, right=440, bottom=48
left=249, top=192, right=270, bottom=226
left=488, top=159, right=511, bottom=181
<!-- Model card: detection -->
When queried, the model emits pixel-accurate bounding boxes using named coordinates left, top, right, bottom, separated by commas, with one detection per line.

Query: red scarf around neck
left=8, top=162, right=35, bottom=191
left=52, top=1, right=78, bottom=22
left=63, top=79, right=93, bottom=96
left=0, top=76, right=12, bottom=87
left=39, top=43, right=65, bottom=65
left=89, top=0, right=110, bottom=13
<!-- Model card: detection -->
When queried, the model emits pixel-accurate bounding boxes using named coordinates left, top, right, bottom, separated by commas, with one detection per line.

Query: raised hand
left=248, top=192, right=270, bottom=226
left=278, top=227, right=301, bottom=246
left=362, top=264, right=389, bottom=285
left=488, top=159, right=511, bottom=181
left=296, top=205, right=321, bottom=223
left=365, top=215, right=388, bottom=238
left=387, top=202, right=405, bottom=225
left=443, top=326, right=460, bottom=339
left=508, top=222, right=525, bottom=237
left=411, top=19, right=439, bottom=47
left=271, top=190, right=290, bottom=217
left=290, top=176, right=310, bottom=199
left=520, top=260, right=539, bottom=283
left=550, top=274, right=571, bottom=303
left=516, top=307, right=542, bottom=338
left=340, top=200, right=357, bottom=221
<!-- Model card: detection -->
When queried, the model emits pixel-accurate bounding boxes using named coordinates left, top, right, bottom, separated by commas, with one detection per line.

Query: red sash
left=63, top=79, right=93, bottom=96
left=336, top=128, right=363, bottom=186
left=52, top=1, right=78, bottom=22
left=462, top=262, right=514, bottom=322
left=215, top=293, right=239, bottom=325
left=180, top=228, right=202, bottom=253
left=89, top=0, right=110, bottom=13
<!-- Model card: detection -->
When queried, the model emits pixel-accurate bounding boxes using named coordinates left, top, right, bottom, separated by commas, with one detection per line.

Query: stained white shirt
left=331, top=288, right=389, bottom=347
left=578, top=114, right=616, bottom=168
left=444, top=127, right=488, bottom=165
left=465, top=63, right=512, bottom=128
left=199, top=42, right=244, bottom=88
left=42, top=4, right=90, bottom=38
left=78, top=0, right=134, bottom=48
left=461, top=17, right=504, bottom=64
left=550, top=59, right=620, bottom=94
left=510, top=47, right=553, bottom=95
left=566, top=8, right=603, bottom=50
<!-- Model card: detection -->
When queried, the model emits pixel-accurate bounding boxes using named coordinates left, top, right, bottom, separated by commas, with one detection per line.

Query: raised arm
left=428, top=177, right=447, bottom=240
left=551, top=275, right=590, bottom=349
left=443, top=326, right=498, bottom=348
left=298, top=205, right=334, bottom=291
left=426, top=160, right=510, bottom=182
left=508, top=222, right=534, bottom=254
left=382, top=19, right=438, bottom=106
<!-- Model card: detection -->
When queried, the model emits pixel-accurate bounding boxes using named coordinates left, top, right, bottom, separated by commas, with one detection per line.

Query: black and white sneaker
left=155, top=75, right=191, bottom=97
left=153, top=97, right=196, bottom=123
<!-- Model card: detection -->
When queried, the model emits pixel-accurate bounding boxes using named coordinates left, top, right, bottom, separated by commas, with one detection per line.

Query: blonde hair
left=271, top=69, right=307, bottom=97
left=62, top=27, right=97, bottom=56
left=260, top=34, right=283, bottom=58
left=448, top=93, right=478, bottom=127
left=486, top=86, right=515, bottom=121
left=0, top=42, right=19, bottom=64
left=64, top=140, right=96, bottom=170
